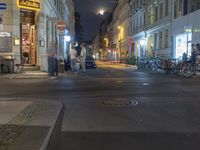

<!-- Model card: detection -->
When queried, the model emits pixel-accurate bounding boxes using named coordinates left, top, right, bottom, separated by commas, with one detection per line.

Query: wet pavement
left=0, top=64, right=200, bottom=150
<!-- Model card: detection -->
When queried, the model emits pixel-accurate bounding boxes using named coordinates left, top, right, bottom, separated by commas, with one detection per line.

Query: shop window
left=175, top=33, right=192, bottom=58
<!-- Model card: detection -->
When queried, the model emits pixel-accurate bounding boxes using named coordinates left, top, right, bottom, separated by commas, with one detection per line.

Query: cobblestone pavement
left=0, top=103, right=45, bottom=149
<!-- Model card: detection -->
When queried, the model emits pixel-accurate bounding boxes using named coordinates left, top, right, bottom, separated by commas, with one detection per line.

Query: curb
left=41, top=103, right=65, bottom=150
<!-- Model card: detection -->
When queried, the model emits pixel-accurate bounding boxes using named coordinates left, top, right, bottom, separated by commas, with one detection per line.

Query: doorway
left=20, top=10, right=36, bottom=65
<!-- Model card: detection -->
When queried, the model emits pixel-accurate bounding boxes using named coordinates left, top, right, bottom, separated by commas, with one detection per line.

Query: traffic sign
left=0, top=3, right=6, bottom=10
left=56, top=20, right=66, bottom=32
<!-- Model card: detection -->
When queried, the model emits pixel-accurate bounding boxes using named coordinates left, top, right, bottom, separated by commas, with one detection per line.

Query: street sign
left=56, top=20, right=66, bottom=32
left=0, top=3, right=6, bottom=10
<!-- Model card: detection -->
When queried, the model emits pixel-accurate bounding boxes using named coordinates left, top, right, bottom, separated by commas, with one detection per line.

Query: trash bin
left=58, top=59, right=64, bottom=73
left=0, top=55, right=14, bottom=73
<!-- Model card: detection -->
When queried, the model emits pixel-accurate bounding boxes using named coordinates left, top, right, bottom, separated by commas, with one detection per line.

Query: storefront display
left=175, top=33, right=192, bottom=59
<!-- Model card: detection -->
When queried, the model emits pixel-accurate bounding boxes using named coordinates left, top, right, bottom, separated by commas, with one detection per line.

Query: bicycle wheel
left=182, top=64, right=193, bottom=78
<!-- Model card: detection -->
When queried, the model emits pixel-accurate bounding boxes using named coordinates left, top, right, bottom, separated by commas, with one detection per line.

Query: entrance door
left=20, top=10, right=36, bottom=65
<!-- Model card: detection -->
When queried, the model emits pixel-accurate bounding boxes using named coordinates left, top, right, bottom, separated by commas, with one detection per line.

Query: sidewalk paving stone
left=0, top=101, right=64, bottom=150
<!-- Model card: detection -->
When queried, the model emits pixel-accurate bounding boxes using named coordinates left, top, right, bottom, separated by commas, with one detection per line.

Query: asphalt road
left=0, top=64, right=200, bottom=150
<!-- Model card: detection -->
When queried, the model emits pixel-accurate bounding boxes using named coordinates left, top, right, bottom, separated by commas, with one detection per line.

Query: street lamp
left=104, top=37, right=108, bottom=48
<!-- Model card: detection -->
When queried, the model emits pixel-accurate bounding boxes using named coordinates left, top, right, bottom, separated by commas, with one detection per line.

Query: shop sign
left=0, top=32, right=11, bottom=37
left=0, top=32, right=12, bottom=52
left=184, top=26, right=192, bottom=33
left=0, top=3, right=6, bottom=10
left=18, top=0, right=40, bottom=11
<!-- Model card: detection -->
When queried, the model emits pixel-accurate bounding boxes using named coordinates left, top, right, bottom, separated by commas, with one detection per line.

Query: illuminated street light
left=64, top=35, right=71, bottom=42
left=104, top=37, right=108, bottom=48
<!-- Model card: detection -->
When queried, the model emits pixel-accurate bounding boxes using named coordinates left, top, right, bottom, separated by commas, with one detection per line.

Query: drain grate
left=100, top=98, right=139, bottom=107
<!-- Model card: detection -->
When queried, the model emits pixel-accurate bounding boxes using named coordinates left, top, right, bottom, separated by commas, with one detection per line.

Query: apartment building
left=145, top=0, right=172, bottom=58
left=130, top=0, right=146, bottom=59
left=111, top=2, right=120, bottom=60
left=172, top=0, right=200, bottom=59
left=118, top=0, right=131, bottom=60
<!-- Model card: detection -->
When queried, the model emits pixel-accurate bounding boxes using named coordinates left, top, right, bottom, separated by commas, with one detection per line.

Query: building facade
left=0, top=0, right=74, bottom=72
left=118, top=0, right=131, bottom=60
left=96, top=0, right=200, bottom=61
left=172, top=0, right=200, bottom=59
left=130, top=0, right=146, bottom=59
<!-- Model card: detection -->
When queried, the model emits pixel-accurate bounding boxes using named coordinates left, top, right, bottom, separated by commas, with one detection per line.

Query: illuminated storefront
left=172, top=9, right=200, bottom=60
left=175, top=33, right=192, bottom=59
left=17, top=0, right=40, bottom=65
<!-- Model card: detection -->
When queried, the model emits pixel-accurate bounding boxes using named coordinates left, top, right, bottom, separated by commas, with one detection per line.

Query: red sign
left=56, top=20, right=66, bottom=32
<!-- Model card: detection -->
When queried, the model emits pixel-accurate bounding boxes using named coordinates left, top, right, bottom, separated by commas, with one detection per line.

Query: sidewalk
left=0, top=71, right=49, bottom=79
left=0, top=101, right=64, bottom=150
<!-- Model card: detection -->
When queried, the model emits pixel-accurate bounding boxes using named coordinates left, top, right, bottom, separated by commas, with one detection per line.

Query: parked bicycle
left=182, top=59, right=200, bottom=78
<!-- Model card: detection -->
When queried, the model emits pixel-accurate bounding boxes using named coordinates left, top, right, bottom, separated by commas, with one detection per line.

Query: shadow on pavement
left=61, top=131, right=200, bottom=150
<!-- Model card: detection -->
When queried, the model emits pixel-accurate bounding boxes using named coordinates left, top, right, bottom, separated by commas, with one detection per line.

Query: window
left=155, top=6, right=158, bottom=21
left=164, top=29, right=169, bottom=48
left=159, top=31, right=163, bottom=49
left=197, top=2, right=200, bottom=10
left=175, top=33, right=192, bottom=58
left=160, top=3, right=163, bottom=19
left=191, top=5, right=195, bottom=12
left=150, top=7, right=154, bottom=24
left=174, top=0, right=177, bottom=18
left=165, top=0, right=168, bottom=16
left=179, top=0, right=183, bottom=16
left=154, top=33, right=158, bottom=50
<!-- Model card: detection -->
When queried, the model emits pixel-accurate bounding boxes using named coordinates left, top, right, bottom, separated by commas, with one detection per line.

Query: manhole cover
left=100, top=98, right=138, bottom=107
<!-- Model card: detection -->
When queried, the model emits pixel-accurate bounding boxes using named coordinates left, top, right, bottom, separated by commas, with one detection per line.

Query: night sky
left=75, top=0, right=117, bottom=41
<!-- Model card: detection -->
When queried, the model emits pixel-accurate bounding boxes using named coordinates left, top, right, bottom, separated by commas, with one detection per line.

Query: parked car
left=85, top=56, right=97, bottom=69
left=65, top=55, right=96, bottom=71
